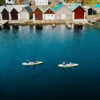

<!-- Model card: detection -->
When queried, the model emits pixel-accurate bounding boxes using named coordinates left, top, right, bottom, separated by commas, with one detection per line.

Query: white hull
left=22, top=61, right=43, bottom=66
left=58, top=63, right=79, bottom=68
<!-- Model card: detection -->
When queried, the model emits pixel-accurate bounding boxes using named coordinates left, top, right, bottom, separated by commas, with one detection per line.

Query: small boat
left=66, top=23, right=72, bottom=29
left=22, top=61, right=43, bottom=66
left=58, top=62, right=79, bottom=68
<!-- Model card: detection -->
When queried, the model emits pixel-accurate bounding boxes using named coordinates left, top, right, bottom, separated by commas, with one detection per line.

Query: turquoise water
left=0, top=25, right=100, bottom=100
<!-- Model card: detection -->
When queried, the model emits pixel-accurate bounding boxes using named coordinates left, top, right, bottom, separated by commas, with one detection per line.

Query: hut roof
left=53, top=3, right=64, bottom=12
left=13, top=6, right=23, bottom=13
left=24, top=6, right=33, bottom=13
left=0, top=6, right=5, bottom=13
left=70, top=3, right=81, bottom=11
left=5, top=6, right=13, bottom=13
left=95, top=4, right=100, bottom=8
left=39, top=7, right=44, bottom=13
left=0, top=5, right=13, bottom=13
left=44, top=7, right=54, bottom=13
left=0, top=5, right=28, bottom=14
left=33, top=7, right=45, bottom=13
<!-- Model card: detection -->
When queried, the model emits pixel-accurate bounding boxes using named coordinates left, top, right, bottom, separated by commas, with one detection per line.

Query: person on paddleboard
left=62, top=60, right=66, bottom=65
left=26, top=60, right=29, bottom=63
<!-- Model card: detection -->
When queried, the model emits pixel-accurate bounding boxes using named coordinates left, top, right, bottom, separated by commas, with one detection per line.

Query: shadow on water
left=3, top=24, right=10, bottom=30
left=73, top=24, right=84, bottom=39
left=12, top=25, right=19, bottom=33
left=32, top=65, right=36, bottom=69
left=11, top=25, right=20, bottom=38
left=36, top=25, right=43, bottom=31
left=26, top=66, right=30, bottom=68
left=12, top=25, right=19, bottom=30
left=73, top=24, right=83, bottom=33
left=61, top=67, right=67, bottom=71
left=72, top=24, right=84, bottom=45
left=0, top=26, right=2, bottom=31
left=30, top=26, right=34, bottom=30
left=25, top=65, right=37, bottom=69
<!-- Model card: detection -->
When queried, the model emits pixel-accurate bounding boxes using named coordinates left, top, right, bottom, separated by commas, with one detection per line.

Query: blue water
left=0, top=25, right=100, bottom=100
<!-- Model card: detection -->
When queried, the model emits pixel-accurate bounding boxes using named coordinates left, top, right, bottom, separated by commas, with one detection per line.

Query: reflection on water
left=12, top=25, right=19, bottom=29
left=30, top=26, right=34, bottom=31
left=26, top=66, right=30, bottom=69
left=32, top=66, right=36, bottom=69
left=72, top=25, right=84, bottom=40
left=36, top=25, right=43, bottom=30
left=3, top=24, right=10, bottom=30
left=12, top=25, right=19, bottom=33
left=0, top=25, right=100, bottom=100
left=74, top=24, right=84, bottom=33
left=0, top=26, right=2, bottom=31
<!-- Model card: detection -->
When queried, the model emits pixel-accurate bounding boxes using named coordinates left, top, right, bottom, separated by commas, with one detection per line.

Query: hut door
left=11, top=9, right=18, bottom=20
left=88, top=8, right=93, bottom=15
left=35, top=14, right=42, bottom=20
left=2, top=9, right=9, bottom=20
left=34, top=8, right=43, bottom=20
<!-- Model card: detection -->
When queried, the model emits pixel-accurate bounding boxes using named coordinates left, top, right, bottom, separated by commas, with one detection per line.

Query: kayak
left=22, top=61, right=43, bottom=66
left=58, top=63, right=79, bottom=68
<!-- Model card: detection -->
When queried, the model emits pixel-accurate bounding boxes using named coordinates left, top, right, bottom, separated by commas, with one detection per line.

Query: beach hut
left=88, top=8, right=95, bottom=15
left=70, top=3, right=85, bottom=20
left=20, top=6, right=33, bottom=20
left=10, top=8, right=19, bottom=20
left=54, top=3, right=72, bottom=20
left=44, top=7, right=55, bottom=20
left=83, top=6, right=96, bottom=15
left=0, top=6, right=14, bottom=20
left=33, top=7, right=44, bottom=20
left=1, top=8, right=9, bottom=20
left=0, top=5, right=27, bottom=20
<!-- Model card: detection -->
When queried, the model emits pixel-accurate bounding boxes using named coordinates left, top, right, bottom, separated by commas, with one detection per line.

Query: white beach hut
left=20, top=6, right=33, bottom=20
left=44, top=7, right=55, bottom=20
left=54, top=3, right=72, bottom=20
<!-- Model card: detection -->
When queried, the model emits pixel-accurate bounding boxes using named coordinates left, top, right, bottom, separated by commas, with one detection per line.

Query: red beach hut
left=70, top=3, right=85, bottom=20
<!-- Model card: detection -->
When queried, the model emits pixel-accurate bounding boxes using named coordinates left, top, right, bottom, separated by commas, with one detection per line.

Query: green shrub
left=0, top=0, right=5, bottom=5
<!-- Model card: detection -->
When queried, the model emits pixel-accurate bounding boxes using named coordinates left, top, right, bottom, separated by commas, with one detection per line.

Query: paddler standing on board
left=62, top=60, right=66, bottom=65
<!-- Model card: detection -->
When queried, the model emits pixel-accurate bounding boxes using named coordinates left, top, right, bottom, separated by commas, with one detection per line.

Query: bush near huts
left=0, top=0, right=5, bottom=5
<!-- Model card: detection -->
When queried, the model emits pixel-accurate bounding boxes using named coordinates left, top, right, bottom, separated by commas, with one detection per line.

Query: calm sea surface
left=0, top=25, right=100, bottom=100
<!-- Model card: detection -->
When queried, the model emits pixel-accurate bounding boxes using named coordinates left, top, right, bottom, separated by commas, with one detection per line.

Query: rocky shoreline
left=0, top=19, right=100, bottom=30
left=7, top=20, right=89, bottom=26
